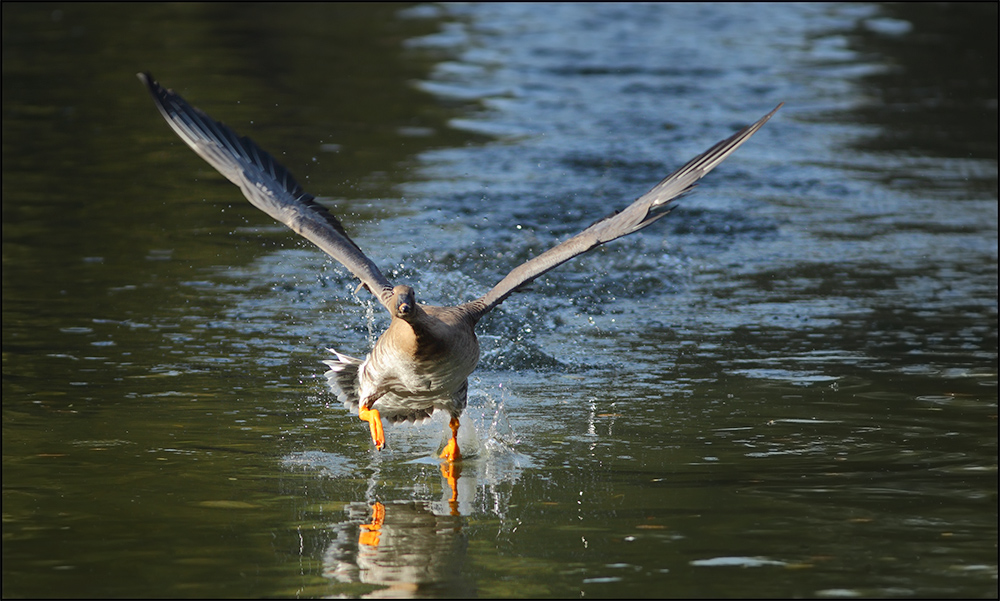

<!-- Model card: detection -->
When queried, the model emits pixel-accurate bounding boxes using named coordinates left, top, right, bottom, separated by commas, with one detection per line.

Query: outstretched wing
left=469, top=103, right=782, bottom=317
left=138, top=72, right=395, bottom=311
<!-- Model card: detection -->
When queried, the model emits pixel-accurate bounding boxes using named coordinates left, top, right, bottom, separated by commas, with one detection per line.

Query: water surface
left=3, top=3, right=996, bottom=598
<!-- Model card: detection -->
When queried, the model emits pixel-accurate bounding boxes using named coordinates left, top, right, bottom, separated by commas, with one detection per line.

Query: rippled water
left=3, top=3, right=996, bottom=598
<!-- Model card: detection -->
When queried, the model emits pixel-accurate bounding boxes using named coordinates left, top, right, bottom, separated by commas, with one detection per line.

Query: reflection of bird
left=324, top=501, right=469, bottom=591
left=139, top=72, right=781, bottom=462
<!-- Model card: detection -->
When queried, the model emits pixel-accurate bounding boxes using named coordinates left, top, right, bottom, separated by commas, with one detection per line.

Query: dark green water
left=3, top=3, right=996, bottom=598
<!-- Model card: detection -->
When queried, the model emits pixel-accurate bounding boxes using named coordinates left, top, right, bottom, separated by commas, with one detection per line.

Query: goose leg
left=359, top=406, right=385, bottom=449
left=439, top=416, right=462, bottom=462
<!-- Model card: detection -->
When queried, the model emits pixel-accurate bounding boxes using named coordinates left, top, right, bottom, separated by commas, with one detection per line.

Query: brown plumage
left=138, top=72, right=781, bottom=461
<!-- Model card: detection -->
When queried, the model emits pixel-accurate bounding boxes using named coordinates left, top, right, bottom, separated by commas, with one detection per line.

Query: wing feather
left=138, top=72, right=395, bottom=310
left=470, top=103, right=783, bottom=316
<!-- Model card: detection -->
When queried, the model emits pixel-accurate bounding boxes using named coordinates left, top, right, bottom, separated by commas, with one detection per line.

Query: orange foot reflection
left=440, top=462, right=463, bottom=515
left=358, top=501, right=385, bottom=547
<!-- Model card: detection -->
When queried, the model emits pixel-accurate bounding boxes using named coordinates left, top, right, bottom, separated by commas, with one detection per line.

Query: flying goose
left=138, top=72, right=780, bottom=462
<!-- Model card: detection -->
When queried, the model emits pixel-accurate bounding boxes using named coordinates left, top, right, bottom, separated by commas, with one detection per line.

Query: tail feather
left=322, top=349, right=363, bottom=412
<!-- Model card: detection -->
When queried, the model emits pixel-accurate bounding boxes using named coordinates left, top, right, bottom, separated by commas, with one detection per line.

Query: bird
left=138, top=72, right=781, bottom=463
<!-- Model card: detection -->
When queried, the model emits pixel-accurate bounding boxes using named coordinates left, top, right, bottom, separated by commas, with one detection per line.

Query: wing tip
left=760, top=102, right=784, bottom=125
left=137, top=71, right=159, bottom=95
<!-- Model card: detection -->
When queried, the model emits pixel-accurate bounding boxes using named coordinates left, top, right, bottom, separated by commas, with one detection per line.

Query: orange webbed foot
left=439, top=416, right=462, bottom=462
left=358, top=406, right=385, bottom=450
left=440, top=438, right=461, bottom=462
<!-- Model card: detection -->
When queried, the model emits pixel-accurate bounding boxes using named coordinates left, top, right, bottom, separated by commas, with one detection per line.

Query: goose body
left=324, top=290, right=481, bottom=457
left=139, top=72, right=780, bottom=461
